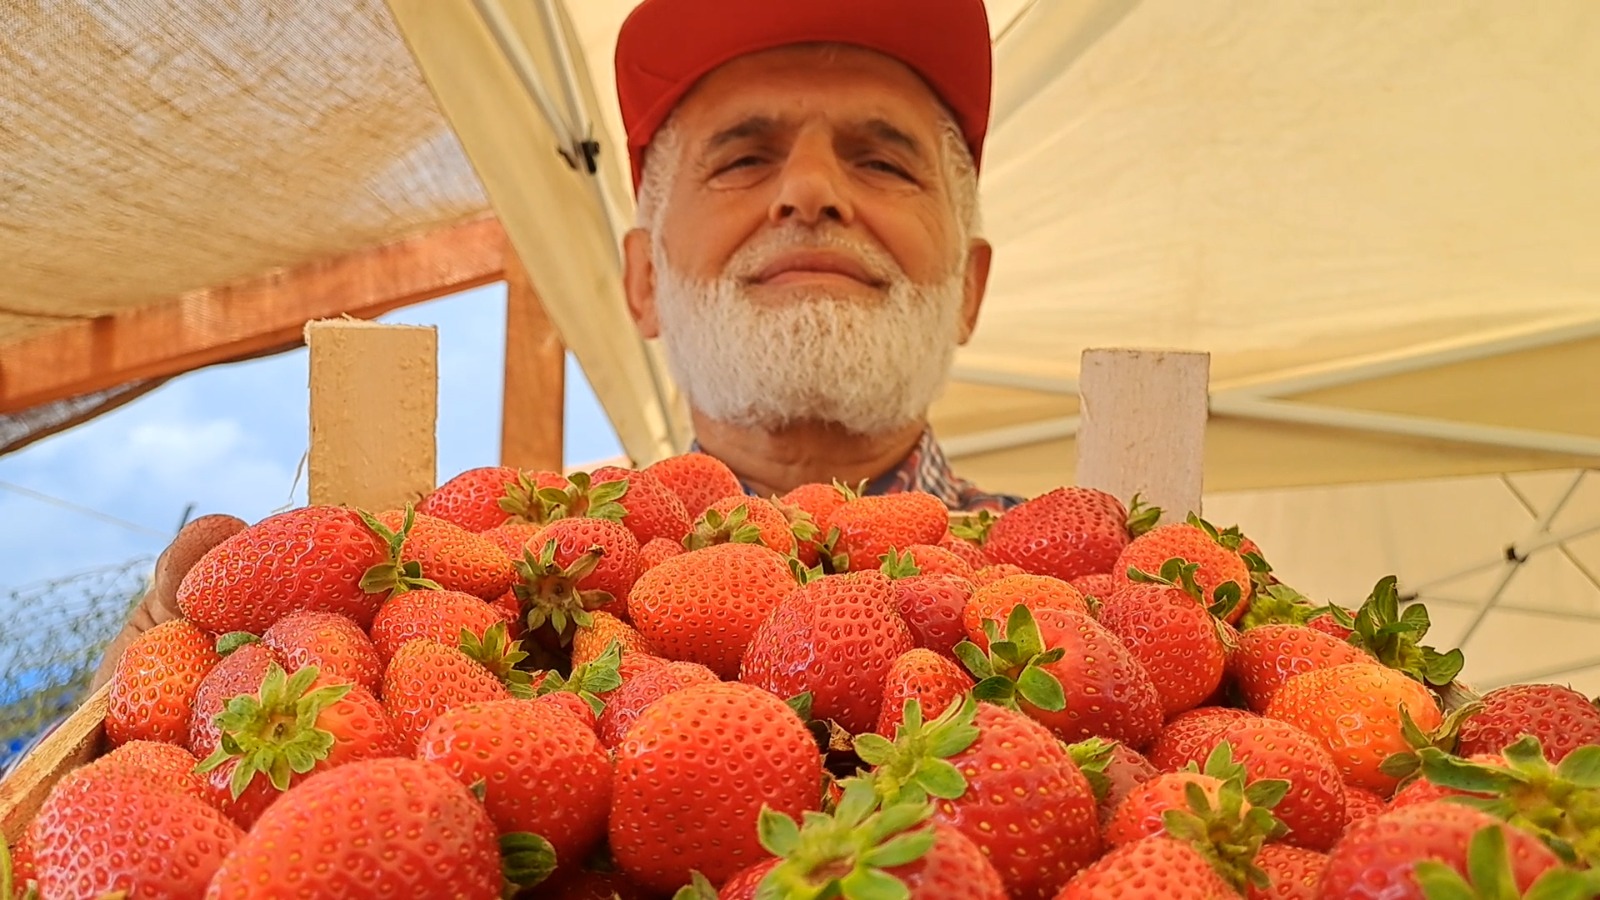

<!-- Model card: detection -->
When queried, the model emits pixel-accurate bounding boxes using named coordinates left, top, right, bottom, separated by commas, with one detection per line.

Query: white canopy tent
left=4, top=1, right=1598, bottom=688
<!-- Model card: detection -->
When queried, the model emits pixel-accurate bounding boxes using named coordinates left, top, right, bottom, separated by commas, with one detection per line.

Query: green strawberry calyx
left=1066, top=737, right=1119, bottom=805
left=511, top=540, right=615, bottom=641
left=497, top=470, right=556, bottom=525
left=1413, top=736, right=1600, bottom=868
left=499, top=831, right=558, bottom=890
left=536, top=471, right=629, bottom=523
left=855, top=694, right=980, bottom=807
left=878, top=548, right=922, bottom=580
left=949, top=509, right=996, bottom=545
left=533, top=638, right=623, bottom=715
left=195, top=662, right=351, bottom=799
left=0, top=831, right=40, bottom=900
left=215, top=631, right=262, bottom=656
left=671, top=871, right=720, bottom=900
left=458, top=621, right=535, bottom=697
left=683, top=504, right=764, bottom=551
left=1127, top=494, right=1163, bottom=538
left=1414, top=823, right=1600, bottom=900
left=952, top=604, right=1068, bottom=715
left=1378, top=702, right=1479, bottom=785
left=1128, top=556, right=1245, bottom=623
left=357, top=505, right=447, bottom=596
left=1236, top=583, right=1322, bottom=630
left=1161, top=741, right=1291, bottom=893
left=1336, top=576, right=1466, bottom=688
left=754, top=777, right=939, bottom=900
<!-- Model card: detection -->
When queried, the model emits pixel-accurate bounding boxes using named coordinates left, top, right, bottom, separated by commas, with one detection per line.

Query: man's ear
left=957, top=238, right=992, bottom=344
left=622, top=228, right=660, bottom=338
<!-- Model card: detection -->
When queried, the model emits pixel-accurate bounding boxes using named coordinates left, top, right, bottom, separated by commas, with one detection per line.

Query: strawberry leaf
left=913, top=759, right=968, bottom=800
left=839, top=867, right=910, bottom=900
left=215, top=631, right=261, bottom=656
left=971, top=675, right=1017, bottom=707
left=1417, top=747, right=1520, bottom=794
left=862, top=828, right=937, bottom=869
left=1016, top=665, right=1066, bottom=712
left=952, top=641, right=994, bottom=681
left=854, top=733, right=896, bottom=766
left=950, top=510, right=996, bottom=544
left=1067, top=738, right=1117, bottom=804
left=1413, top=861, right=1477, bottom=900
left=1126, top=494, right=1163, bottom=537
left=786, top=691, right=815, bottom=723
left=1555, top=746, right=1600, bottom=789
left=860, top=696, right=977, bottom=806
left=500, top=832, right=557, bottom=888
left=671, top=871, right=719, bottom=900
left=757, top=807, right=803, bottom=858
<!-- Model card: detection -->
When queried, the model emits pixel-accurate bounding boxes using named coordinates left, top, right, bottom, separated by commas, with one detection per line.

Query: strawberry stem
left=194, top=662, right=351, bottom=798
left=755, top=777, right=938, bottom=900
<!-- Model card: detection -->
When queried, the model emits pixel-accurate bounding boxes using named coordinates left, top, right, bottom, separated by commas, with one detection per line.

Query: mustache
left=724, top=226, right=902, bottom=284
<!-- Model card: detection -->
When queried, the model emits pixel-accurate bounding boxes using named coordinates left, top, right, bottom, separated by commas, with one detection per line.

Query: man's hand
left=89, top=513, right=248, bottom=691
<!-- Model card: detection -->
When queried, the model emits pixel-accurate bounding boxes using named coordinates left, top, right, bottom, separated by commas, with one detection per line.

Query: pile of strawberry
left=5, top=453, right=1600, bottom=900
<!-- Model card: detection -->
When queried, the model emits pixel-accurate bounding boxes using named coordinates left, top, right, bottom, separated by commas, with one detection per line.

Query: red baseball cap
left=614, top=0, right=993, bottom=191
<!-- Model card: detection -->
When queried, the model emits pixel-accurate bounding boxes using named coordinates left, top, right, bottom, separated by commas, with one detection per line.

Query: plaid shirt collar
left=690, top=426, right=1023, bottom=513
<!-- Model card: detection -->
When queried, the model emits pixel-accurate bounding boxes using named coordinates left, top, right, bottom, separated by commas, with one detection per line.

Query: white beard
left=651, top=225, right=967, bottom=437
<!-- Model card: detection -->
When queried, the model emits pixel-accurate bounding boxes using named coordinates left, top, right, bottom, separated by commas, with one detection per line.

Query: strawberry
left=825, top=491, right=950, bottom=572
left=1344, top=785, right=1388, bottom=824
left=480, top=520, right=545, bottom=558
left=1455, top=683, right=1600, bottom=763
left=686, top=496, right=797, bottom=555
left=417, top=699, right=612, bottom=880
left=541, top=867, right=656, bottom=900
left=89, top=739, right=210, bottom=804
left=938, top=531, right=990, bottom=570
left=627, top=542, right=796, bottom=678
left=1249, top=844, right=1327, bottom=900
left=860, top=697, right=1102, bottom=899
left=961, top=574, right=1090, bottom=651
left=177, top=505, right=391, bottom=633
left=891, top=572, right=975, bottom=659
left=29, top=764, right=242, bottom=898
left=781, top=481, right=855, bottom=534
left=1098, top=578, right=1230, bottom=717
left=1408, top=824, right=1600, bottom=900
left=984, top=487, right=1156, bottom=582
left=1113, top=518, right=1252, bottom=621
left=1067, top=737, right=1161, bottom=826
left=1318, top=802, right=1562, bottom=899
left=106, top=618, right=220, bottom=748
left=735, top=778, right=1010, bottom=900
left=203, top=757, right=503, bottom=898
left=571, top=610, right=655, bottom=668
left=957, top=605, right=1163, bottom=750
left=970, top=563, right=1028, bottom=587
left=1388, top=751, right=1505, bottom=810
left=638, top=535, right=685, bottom=571
left=596, top=659, right=720, bottom=749
left=586, top=466, right=693, bottom=546
left=1265, top=662, right=1444, bottom=795
left=196, top=663, right=403, bottom=828
left=382, top=637, right=513, bottom=751
left=1104, top=743, right=1289, bottom=852
left=1209, top=718, right=1348, bottom=852
left=1069, top=571, right=1120, bottom=601
left=882, top=544, right=974, bottom=579
left=643, top=451, right=744, bottom=519
left=187, top=636, right=277, bottom=758
left=419, top=465, right=563, bottom=531
left=4, top=829, right=35, bottom=895
left=368, top=588, right=507, bottom=665
left=358, top=507, right=516, bottom=601
left=260, top=609, right=382, bottom=697
left=876, top=648, right=974, bottom=737
left=1147, top=706, right=1259, bottom=772
left=511, top=516, right=642, bottom=636
left=741, top=570, right=914, bottom=735
left=1055, top=835, right=1238, bottom=899
left=1106, top=769, right=1235, bottom=847
left=529, top=639, right=628, bottom=731
left=609, top=681, right=822, bottom=893
left=1228, top=623, right=1372, bottom=713
left=1305, top=608, right=1355, bottom=641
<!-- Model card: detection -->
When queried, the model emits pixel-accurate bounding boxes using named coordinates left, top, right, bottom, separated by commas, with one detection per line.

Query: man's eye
left=718, top=156, right=765, bottom=173
left=862, top=159, right=911, bottom=179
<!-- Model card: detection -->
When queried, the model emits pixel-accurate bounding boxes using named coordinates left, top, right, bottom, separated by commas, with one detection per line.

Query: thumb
left=145, top=513, right=248, bottom=626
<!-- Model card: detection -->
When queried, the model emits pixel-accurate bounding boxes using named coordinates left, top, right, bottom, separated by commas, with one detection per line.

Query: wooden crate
left=0, top=685, right=109, bottom=847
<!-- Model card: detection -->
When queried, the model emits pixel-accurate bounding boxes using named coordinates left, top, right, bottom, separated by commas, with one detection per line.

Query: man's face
left=623, top=44, right=991, bottom=436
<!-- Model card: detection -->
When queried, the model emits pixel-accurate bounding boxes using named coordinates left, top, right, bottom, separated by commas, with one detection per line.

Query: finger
left=148, top=513, right=249, bottom=624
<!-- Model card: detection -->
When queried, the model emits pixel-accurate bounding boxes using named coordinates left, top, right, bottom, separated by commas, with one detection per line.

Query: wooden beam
left=500, top=240, right=565, bottom=472
left=0, top=684, right=108, bottom=847
left=307, top=320, right=439, bottom=511
left=1075, top=348, right=1211, bottom=522
left=0, top=215, right=506, bottom=414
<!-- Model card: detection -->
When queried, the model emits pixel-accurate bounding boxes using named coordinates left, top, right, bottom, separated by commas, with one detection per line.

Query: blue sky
left=0, top=283, right=624, bottom=594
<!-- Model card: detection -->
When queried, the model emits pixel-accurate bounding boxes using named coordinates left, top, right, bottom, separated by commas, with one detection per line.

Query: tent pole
left=941, top=416, right=1080, bottom=459
left=948, top=365, right=1079, bottom=394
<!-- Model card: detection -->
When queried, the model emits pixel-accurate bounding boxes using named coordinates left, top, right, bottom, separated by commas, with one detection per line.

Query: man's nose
left=768, top=134, right=854, bottom=227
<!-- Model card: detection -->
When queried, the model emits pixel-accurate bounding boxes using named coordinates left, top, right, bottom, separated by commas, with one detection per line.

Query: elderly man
left=79, top=0, right=1011, bottom=697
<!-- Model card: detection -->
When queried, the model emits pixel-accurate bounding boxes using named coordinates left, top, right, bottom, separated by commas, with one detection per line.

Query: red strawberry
left=1455, top=683, right=1600, bottom=762
left=1066, top=737, right=1161, bottom=826
left=1249, top=844, right=1327, bottom=900
left=197, top=663, right=403, bottom=828
left=30, top=765, right=242, bottom=898
left=479, top=520, right=545, bottom=558
left=512, top=516, right=642, bottom=634
left=740, top=570, right=914, bottom=735
left=596, top=659, right=721, bottom=750
left=1344, top=785, right=1388, bottom=824
left=861, top=698, right=1102, bottom=899
left=571, top=610, right=655, bottom=668
left=177, top=505, right=391, bottom=633
left=1113, top=520, right=1253, bottom=621
left=368, top=588, right=507, bottom=665
left=364, top=508, right=517, bottom=600
left=643, top=451, right=743, bottom=519
left=1069, top=571, right=1120, bottom=601
left=1105, top=770, right=1232, bottom=847
left=888, top=544, right=974, bottom=578
left=1387, top=752, right=1506, bottom=810
left=1265, top=662, right=1443, bottom=795
left=1305, top=609, right=1355, bottom=641
left=382, top=638, right=512, bottom=751
left=892, top=572, right=975, bottom=658
left=187, top=637, right=277, bottom=758
left=876, top=647, right=974, bottom=737
left=419, top=465, right=564, bottom=531
left=1098, top=580, right=1229, bottom=717
left=826, top=491, right=950, bottom=572
left=686, top=495, right=797, bottom=555
left=637, top=535, right=685, bottom=571
left=106, top=618, right=220, bottom=748
left=541, top=868, right=655, bottom=900
left=1057, top=835, right=1237, bottom=899
left=89, top=740, right=210, bottom=804
left=1318, top=802, right=1562, bottom=899
left=204, top=758, right=503, bottom=898
left=961, top=574, right=1090, bottom=651
left=939, top=525, right=991, bottom=570
left=536, top=690, right=602, bottom=732
left=1210, top=718, right=1348, bottom=852
left=1147, top=706, right=1259, bottom=772
left=970, top=563, right=1028, bottom=587
left=1229, top=624, right=1372, bottom=713
left=984, top=487, right=1153, bottom=582
left=609, top=682, right=821, bottom=893
left=628, top=542, right=795, bottom=678
left=590, top=466, right=693, bottom=546
left=781, top=481, right=854, bottom=534
left=417, top=699, right=612, bottom=877
left=6, top=828, right=35, bottom=891
left=260, top=610, right=382, bottom=697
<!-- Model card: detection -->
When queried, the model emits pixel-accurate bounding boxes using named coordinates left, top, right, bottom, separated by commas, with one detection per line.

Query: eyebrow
left=699, top=115, right=929, bottom=162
